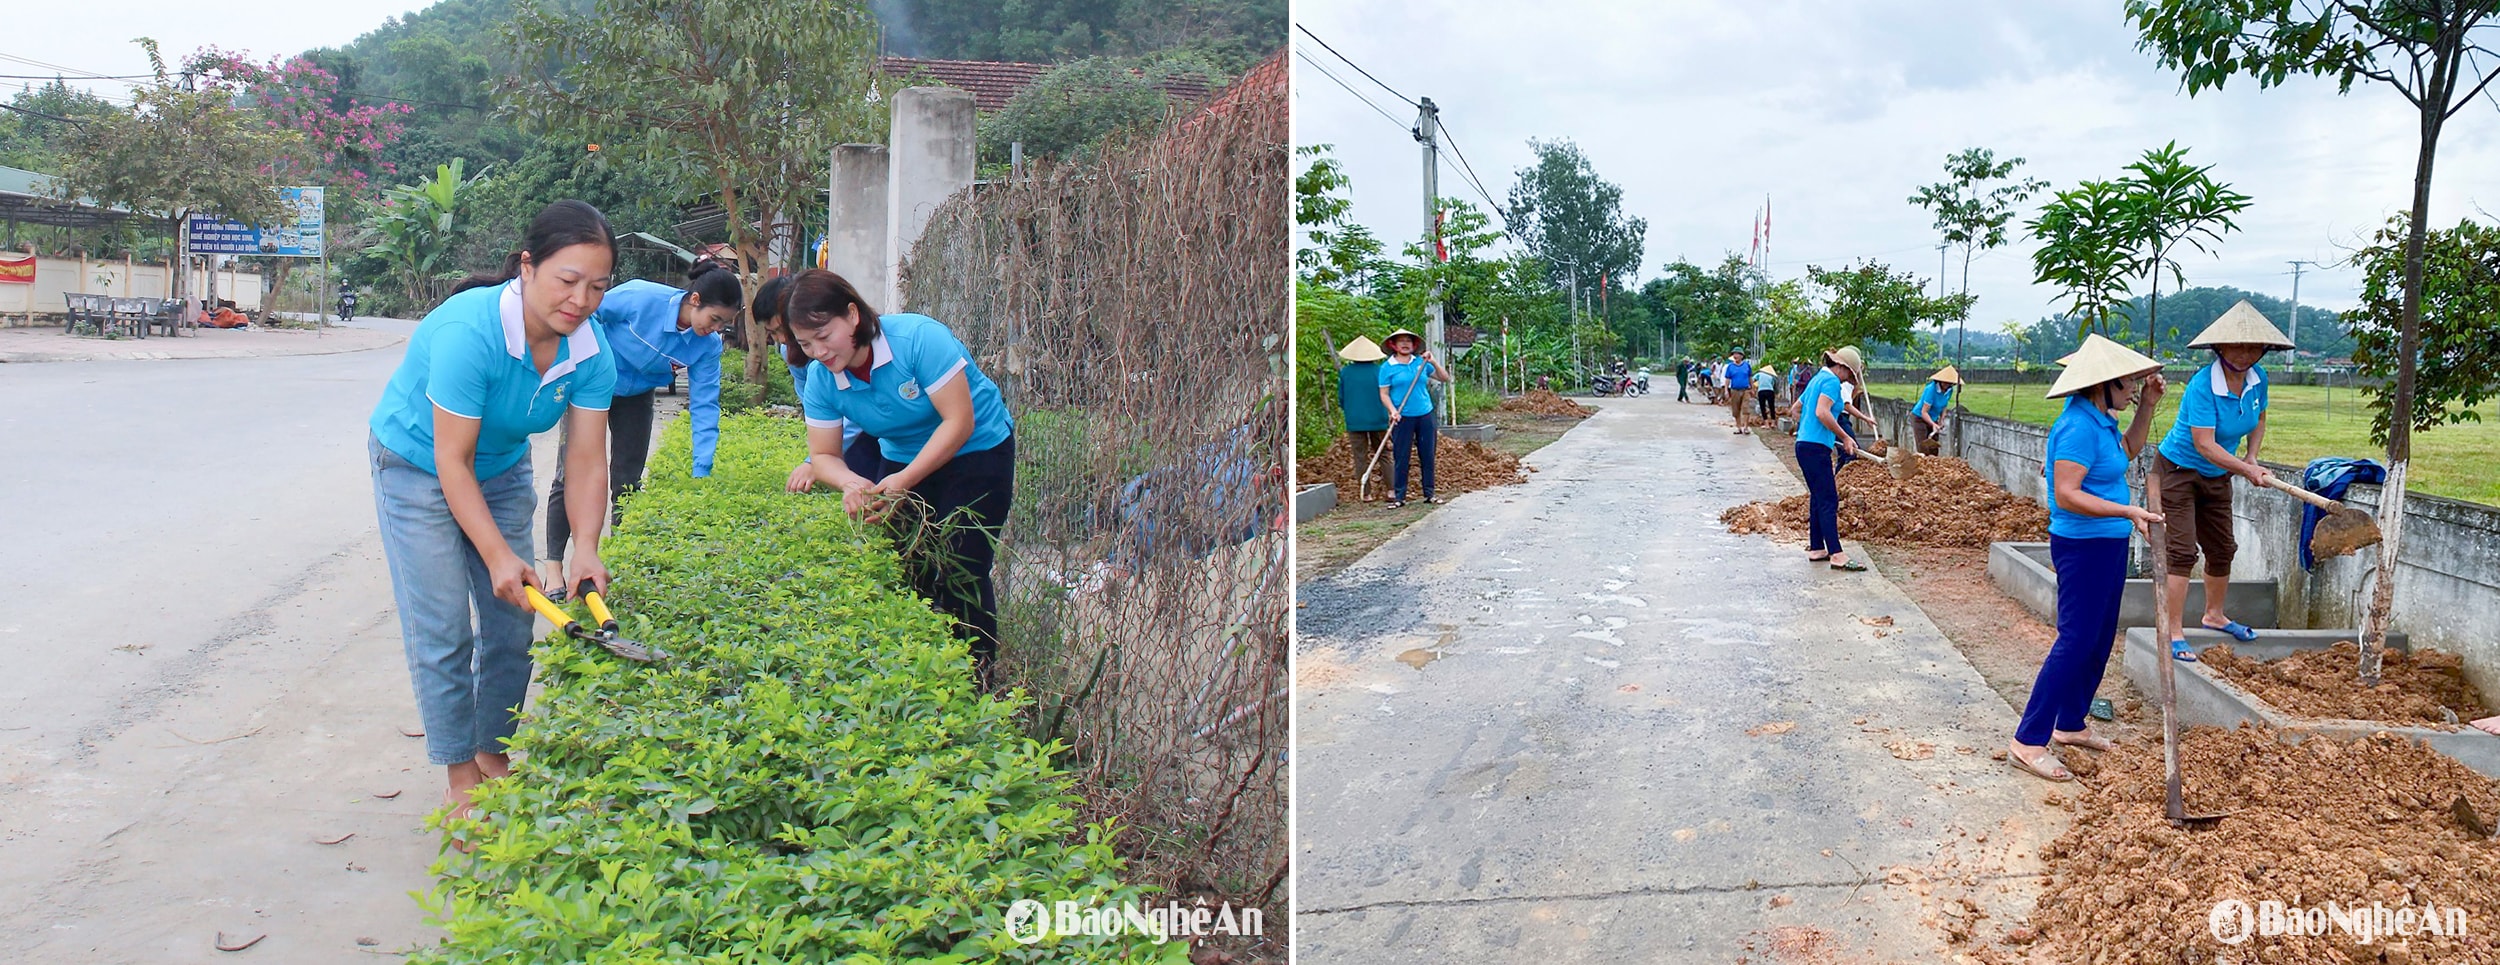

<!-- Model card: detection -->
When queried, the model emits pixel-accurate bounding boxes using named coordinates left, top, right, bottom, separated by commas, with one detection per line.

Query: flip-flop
left=2008, top=747, right=2072, bottom=782
left=2202, top=619, right=2258, bottom=642
left=2170, top=638, right=2199, bottom=662
left=2053, top=731, right=2116, bottom=753
left=1829, top=559, right=1868, bottom=572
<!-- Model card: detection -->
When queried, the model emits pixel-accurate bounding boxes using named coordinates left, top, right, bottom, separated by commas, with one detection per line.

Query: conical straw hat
left=2046, top=333, right=2163, bottom=399
left=1930, top=365, right=1963, bottom=385
left=1823, top=345, right=1865, bottom=378
left=1384, top=329, right=1423, bottom=352
left=2187, top=300, right=2295, bottom=349
left=1338, top=335, right=1386, bottom=363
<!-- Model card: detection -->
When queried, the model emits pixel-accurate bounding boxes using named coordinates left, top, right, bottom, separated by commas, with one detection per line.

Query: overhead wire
left=1291, top=24, right=1417, bottom=108
left=1291, top=47, right=1409, bottom=134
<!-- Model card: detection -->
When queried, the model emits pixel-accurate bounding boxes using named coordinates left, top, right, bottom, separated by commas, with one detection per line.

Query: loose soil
left=2202, top=640, right=2495, bottom=726
left=1294, top=408, right=1580, bottom=584
left=1295, top=431, right=1528, bottom=499
left=1721, top=458, right=2049, bottom=549
left=2011, top=726, right=2500, bottom=965
left=1493, top=388, right=1594, bottom=418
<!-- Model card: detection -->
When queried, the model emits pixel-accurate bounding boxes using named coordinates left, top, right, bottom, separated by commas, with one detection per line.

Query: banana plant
left=357, top=158, right=488, bottom=309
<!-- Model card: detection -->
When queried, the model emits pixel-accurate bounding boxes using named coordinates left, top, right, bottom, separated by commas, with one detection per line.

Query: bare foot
left=473, top=750, right=512, bottom=780
left=2052, top=729, right=2115, bottom=752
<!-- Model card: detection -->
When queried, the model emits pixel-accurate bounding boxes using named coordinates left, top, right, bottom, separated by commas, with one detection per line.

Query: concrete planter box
left=1443, top=423, right=1498, bottom=444
left=2118, top=627, right=2497, bottom=779
left=1295, top=483, right=1337, bottom=524
left=1989, top=541, right=2277, bottom=629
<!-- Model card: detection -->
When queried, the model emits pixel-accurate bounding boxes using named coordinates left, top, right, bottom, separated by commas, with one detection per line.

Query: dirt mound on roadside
left=2201, top=640, right=2493, bottom=726
left=1495, top=389, right=1593, bottom=418
left=1296, top=432, right=1528, bottom=501
left=2013, top=726, right=2500, bottom=964
left=1721, top=458, right=2048, bottom=549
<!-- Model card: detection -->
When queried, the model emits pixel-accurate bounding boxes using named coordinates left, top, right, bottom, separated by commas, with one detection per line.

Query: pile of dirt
left=2202, top=640, right=2494, bottom=726
left=2014, top=726, right=2500, bottom=964
left=1721, top=458, right=2048, bottom=549
left=1494, top=389, right=1593, bottom=418
left=1295, top=432, right=1528, bottom=499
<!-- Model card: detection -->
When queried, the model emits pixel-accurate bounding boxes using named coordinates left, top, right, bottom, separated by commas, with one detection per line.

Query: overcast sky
left=1293, top=0, right=2500, bottom=323
left=8, top=2, right=423, bottom=105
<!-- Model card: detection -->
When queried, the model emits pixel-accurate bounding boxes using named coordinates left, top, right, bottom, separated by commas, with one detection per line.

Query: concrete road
left=1294, top=396, right=2069, bottom=962
left=0, top=319, right=549, bottom=962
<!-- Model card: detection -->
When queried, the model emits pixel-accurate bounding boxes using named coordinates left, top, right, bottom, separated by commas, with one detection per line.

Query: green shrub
left=719, top=347, right=803, bottom=412
left=413, top=414, right=1183, bottom=964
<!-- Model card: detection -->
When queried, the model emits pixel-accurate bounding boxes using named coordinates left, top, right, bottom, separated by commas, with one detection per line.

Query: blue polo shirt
left=1726, top=360, right=1753, bottom=390
left=369, top=281, right=617, bottom=479
left=1795, top=370, right=1846, bottom=446
left=597, top=279, right=723, bottom=477
left=1377, top=357, right=1436, bottom=417
left=1915, top=382, right=1955, bottom=421
left=2157, top=361, right=2269, bottom=478
left=799, top=313, right=1013, bottom=464
left=2045, top=395, right=2134, bottom=539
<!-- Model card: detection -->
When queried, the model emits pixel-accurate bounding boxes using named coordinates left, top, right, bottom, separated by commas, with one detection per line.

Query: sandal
left=1806, top=553, right=1831, bottom=562
left=1829, top=558, right=1868, bottom=572
left=2008, top=746, right=2073, bottom=782
left=2202, top=619, right=2258, bottom=642
left=2169, top=639, right=2199, bottom=662
left=1422, top=495, right=1441, bottom=504
left=2052, top=730, right=2116, bottom=753
left=1388, top=500, right=1406, bottom=509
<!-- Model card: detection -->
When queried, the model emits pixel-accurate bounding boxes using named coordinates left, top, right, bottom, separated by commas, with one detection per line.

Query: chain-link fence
left=897, top=52, right=1290, bottom=956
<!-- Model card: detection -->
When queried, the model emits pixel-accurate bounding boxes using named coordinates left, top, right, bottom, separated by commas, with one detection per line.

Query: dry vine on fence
left=898, top=51, right=1290, bottom=955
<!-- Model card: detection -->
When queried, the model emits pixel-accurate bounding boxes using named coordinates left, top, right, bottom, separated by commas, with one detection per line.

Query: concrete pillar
left=827, top=143, right=890, bottom=297
left=885, top=86, right=976, bottom=310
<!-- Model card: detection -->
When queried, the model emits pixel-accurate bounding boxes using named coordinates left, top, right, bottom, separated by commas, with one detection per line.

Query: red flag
left=1434, top=208, right=1448, bottom=263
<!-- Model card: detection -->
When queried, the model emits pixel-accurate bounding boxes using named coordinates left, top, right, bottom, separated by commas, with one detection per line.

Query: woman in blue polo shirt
left=1794, top=345, right=1868, bottom=571
left=2010, top=334, right=2166, bottom=782
left=2151, top=301, right=2294, bottom=662
left=759, top=274, right=886, bottom=491
left=542, top=258, right=739, bottom=564
left=1912, top=365, right=1961, bottom=455
left=780, top=269, right=1016, bottom=686
left=1377, top=328, right=1451, bottom=508
left=366, top=199, right=620, bottom=821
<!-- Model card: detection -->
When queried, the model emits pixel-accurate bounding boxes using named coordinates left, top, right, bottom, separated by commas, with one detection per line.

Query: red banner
left=0, top=253, right=31, bottom=285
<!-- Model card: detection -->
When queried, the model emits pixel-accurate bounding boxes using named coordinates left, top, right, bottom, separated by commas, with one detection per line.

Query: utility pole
left=2287, top=260, right=2313, bottom=357
left=1938, top=242, right=1950, bottom=363
left=1414, top=96, right=1448, bottom=417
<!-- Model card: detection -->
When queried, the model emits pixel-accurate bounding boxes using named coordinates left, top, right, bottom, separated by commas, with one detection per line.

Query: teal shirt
left=2045, top=395, right=2134, bottom=540
left=1339, top=361, right=1389, bottom=432
left=1377, top=357, right=1436, bottom=417
left=798, top=313, right=1014, bottom=463
left=2157, top=361, right=2268, bottom=478
left=368, top=280, right=617, bottom=479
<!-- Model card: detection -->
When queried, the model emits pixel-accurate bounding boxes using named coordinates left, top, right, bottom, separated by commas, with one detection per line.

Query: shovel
left=526, top=580, right=667, bottom=663
left=1858, top=437, right=1923, bottom=481
left=2147, top=480, right=2226, bottom=829
left=2259, top=475, right=2383, bottom=559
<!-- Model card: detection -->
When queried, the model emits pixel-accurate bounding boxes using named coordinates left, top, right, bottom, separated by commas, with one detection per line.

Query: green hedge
left=413, top=414, right=1183, bottom=964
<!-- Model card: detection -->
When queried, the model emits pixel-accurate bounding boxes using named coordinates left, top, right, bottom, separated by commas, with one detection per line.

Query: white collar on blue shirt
left=501, top=280, right=603, bottom=388
left=829, top=334, right=896, bottom=390
left=2209, top=359, right=2263, bottom=396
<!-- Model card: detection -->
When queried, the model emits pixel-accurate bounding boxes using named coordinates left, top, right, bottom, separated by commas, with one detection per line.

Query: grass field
left=1868, top=381, right=2500, bottom=506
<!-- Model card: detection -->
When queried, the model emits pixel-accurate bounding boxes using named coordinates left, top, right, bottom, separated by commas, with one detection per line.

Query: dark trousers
left=844, top=431, right=886, bottom=483
left=1347, top=429, right=1387, bottom=493
left=1757, top=388, right=1776, bottom=419
left=886, top=435, right=1015, bottom=678
left=544, top=389, right=655, bottom=560
left=2017, top=535, right=2128, bottom=745
left=1390, top=411, right=1437, bottom=501
left=1676, top=377, right=1690, bottom=402
left=1835, top=417, right=1859, bottom=468
left=1797, top=441, right=1842, bottom=557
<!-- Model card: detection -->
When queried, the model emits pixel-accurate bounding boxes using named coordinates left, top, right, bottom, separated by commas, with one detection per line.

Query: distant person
left=543, top=258, right=740, bottom=568
left=1674, top=357, right=1692, bottom=402
left=1755, top=362, right=1779, bottom=422
left=1378, top=328, right=1450, bottom=508
left=1794, top=346, right=1868, bottom=572
left=1725, top=349, right=1756, bottom=433
left=1336, top=335, right=1392, bottom=498
left=1913, top=365, right=1962, bottom=456
left=2152, top=301, right=2293, bottom=662
left=2011, top=334, right=2166, bottom=782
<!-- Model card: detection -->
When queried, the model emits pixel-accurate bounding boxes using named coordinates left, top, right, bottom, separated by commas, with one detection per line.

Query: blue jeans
left=369, top=433, right=538, bottom=766
left=1390, top=411, right=1437, bottom=501
left=1796, top=441, right=1842, bottom=556
left=2017, top=535, right=2129, bottom=746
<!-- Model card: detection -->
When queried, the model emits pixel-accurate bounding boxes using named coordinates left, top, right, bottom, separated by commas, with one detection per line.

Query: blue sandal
left=2170, top=639, right=2199, bottom=662
left=2203, top=619, right=2258, bottom=642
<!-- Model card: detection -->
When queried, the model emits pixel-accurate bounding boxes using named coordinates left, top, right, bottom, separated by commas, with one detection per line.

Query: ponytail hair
left=450, top=199, right=618, bottom=296
left=685, top=256, right=744, bottom=311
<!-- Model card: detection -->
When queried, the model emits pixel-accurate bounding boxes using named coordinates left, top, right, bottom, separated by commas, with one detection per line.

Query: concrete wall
left=1864, top=365, right=2371, bottom=388
left=1865, top=390, right=2500, bottom=698
left=826, top=144, right=889, bottom=296
left=1, top=255, right=263, bottom=323
left=885, top=87, right=976, bottom=310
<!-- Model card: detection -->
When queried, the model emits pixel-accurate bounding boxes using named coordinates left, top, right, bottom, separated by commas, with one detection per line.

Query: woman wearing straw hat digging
left=2151, top=300, right=2294, bottom=663
left=1377, top=328, right=1451, bottom=508
left=1912, top=365, right=1961, bottom=456
left=2009, top=334, right=2166, bottom=782
left=1794, top=345, right=1871, bottom=571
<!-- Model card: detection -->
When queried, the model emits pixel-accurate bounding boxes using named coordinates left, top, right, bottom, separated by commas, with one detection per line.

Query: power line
left=0, top=102, right=87, bottom=124
left=0, top=73, right=153, bottom=80
left=1291, top=24, right=1417, bottom=108
left=1433, top=115, right=1509, bottom=223
left=1291, top=48, right=1408, bottom=133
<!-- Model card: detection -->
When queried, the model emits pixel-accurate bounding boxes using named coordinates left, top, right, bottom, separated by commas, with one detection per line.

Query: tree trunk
left=718, top=180, right=771, bottom=394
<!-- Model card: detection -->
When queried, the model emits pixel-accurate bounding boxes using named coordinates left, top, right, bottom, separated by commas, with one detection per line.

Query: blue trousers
left=370, top=434, right=538, bottom=766
left=1390, top=411, right=1437, bottom=501
left=2017, top=535, right=2130, bottom=746
left=1796, top=441, right=1842, bottom=556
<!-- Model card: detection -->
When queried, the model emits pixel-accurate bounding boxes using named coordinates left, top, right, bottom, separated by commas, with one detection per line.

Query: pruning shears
left=525, top=579, right=667, bottom=663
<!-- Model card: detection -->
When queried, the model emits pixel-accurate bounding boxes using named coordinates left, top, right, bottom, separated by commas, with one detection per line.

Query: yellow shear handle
left=575, top=579, right=616, bottom=629
left=524, top=584, right=577, bottom=629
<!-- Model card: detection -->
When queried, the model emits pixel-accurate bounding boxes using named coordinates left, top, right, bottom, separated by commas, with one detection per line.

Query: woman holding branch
left=2010, top=334, right=2166, bottom=782
left=1378, top=328, right=1451, bottom=509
